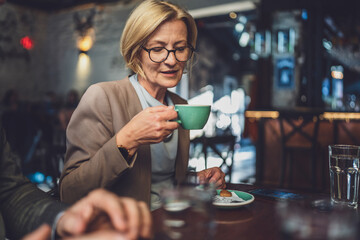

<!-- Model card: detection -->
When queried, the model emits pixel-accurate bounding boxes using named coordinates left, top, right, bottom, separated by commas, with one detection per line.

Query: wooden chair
left=279, top=114, right=320, bottom=190
left=191, top=135, right=236, bottom=182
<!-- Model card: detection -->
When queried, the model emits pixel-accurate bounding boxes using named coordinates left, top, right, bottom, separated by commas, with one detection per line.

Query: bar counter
left=245, top=108, right=360, bottom=191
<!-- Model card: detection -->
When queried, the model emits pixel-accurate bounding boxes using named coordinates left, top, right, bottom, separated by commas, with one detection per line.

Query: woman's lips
left=161, top=70, right=178, bottom=74
left=161, top=70, right=178, bottom=76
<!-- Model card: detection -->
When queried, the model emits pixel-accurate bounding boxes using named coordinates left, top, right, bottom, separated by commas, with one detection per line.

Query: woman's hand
left=116, top=105, right=179, bottom=154
left=197, top=167, right=226, bottom=189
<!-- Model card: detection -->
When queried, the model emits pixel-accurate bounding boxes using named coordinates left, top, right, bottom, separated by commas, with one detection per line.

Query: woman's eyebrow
left=174, top=40, right=187, bottom=45
left=147, top=40, right=187, bottom=46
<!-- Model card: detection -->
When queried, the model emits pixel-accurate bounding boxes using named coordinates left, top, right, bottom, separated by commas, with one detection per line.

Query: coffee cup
left=174, top=104, right=211, bottom=130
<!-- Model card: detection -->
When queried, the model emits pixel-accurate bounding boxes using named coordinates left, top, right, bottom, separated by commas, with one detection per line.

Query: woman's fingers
left=118, top=106, right=179, bottom=146
left=197, top=167, right=226, bottom=189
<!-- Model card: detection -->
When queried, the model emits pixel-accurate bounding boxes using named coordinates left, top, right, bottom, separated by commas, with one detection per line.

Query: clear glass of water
left=159, top=176, right=216, bottom=239
left=329, top=144, right=360, bottom=208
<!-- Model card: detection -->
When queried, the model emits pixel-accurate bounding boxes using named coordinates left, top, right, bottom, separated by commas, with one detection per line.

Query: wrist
left=116, top=130, right=138, bottom=153
left=51, top=211, right=65, bottom=240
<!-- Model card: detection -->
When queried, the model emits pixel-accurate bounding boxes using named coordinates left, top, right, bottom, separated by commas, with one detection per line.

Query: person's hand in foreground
left=57, top=189, right=152, bottom=240
left=23, top=189, right=152, bottom=240
left=22, top=223, right=130, bottom=240
left=197, top=167, right=226, bottom=189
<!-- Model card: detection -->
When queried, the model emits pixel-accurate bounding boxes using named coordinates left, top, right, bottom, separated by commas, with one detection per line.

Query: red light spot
left=197, top=20, right=205, bottom=28
left=20, top=36, right=34, bottom=50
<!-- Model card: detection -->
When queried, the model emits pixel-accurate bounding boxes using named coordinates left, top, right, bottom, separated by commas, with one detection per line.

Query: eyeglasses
left=141, top=45, right=194, bottom=63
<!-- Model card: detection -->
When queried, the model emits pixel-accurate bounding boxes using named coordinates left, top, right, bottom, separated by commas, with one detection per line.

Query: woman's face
left=139, top=19, right=188, bottom=95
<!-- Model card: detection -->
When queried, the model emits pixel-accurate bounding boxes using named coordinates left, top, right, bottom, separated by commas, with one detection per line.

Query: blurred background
left=1, top=0, right=359, bottom=193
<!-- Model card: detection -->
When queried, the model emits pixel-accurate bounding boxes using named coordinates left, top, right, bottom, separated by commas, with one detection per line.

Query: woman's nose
left=164, top=51, right=177, bottom=65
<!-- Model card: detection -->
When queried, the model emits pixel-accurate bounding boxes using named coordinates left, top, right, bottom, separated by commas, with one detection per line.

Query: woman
left=60, top=0, right=226, bottom=209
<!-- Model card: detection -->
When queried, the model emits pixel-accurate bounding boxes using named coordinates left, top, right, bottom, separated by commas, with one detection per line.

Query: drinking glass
left=159, top=176, right=216, bottom=239
left=329, top=144, right=360, bottom=208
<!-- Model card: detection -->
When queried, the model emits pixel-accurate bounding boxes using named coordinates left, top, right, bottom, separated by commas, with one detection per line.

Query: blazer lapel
left=123, top=77, right=143, bottom=119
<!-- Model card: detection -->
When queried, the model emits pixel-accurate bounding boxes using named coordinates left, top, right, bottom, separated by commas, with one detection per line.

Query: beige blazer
left=59, top=77, right=189, bottom=204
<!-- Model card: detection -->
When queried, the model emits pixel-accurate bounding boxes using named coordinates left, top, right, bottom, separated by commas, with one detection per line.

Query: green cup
left=174, top=104, right=211, bottom=130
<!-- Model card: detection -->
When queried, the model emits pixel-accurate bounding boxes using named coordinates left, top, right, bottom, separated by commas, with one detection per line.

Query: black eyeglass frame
left=141, top=45, right=195, bottom=63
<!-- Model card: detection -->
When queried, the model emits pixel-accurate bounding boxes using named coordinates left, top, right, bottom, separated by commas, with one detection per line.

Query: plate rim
left=213, top=189, right=255, bottom=208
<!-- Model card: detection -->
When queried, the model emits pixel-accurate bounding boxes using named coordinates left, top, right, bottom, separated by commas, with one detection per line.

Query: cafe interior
left=2, top=0, right=360, bottom=238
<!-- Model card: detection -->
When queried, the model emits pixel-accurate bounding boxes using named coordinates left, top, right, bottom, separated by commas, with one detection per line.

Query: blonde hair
left=120, top=0, right=197, bottom=78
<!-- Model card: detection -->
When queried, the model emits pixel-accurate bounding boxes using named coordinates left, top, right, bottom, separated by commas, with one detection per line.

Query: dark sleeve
left=0, top=126, right=68, bottom=239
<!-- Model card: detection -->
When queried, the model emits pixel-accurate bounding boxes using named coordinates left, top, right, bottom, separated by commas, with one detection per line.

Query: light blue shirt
left=129, top=74, right=178, bottom=210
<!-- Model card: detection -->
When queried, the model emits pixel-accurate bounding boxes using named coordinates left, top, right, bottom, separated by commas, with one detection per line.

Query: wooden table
left=151, top=183, right=358, bottom=240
